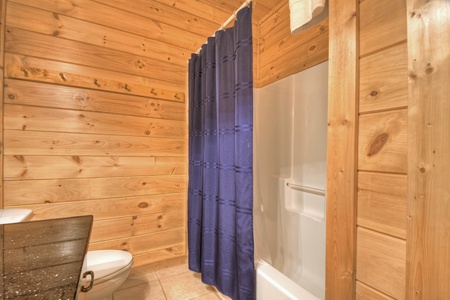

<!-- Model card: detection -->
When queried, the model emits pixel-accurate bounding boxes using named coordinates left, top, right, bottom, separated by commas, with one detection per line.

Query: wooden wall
left=406, top=0, right=450, bottom=298
left=328, top=0, right=450, bottom=298
left=1, top=0, right=447, bottom=296
left=1, top=0, right=189, bottom=273
left=356, top=0, right=408, bottom=298
left=255, top=0, right=329, bottom=87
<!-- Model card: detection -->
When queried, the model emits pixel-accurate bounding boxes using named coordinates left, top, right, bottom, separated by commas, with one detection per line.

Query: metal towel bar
left=286, top=182, right=326, bottom=196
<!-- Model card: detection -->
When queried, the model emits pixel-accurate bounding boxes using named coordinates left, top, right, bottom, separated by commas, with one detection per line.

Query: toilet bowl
left=0, top=208, right=34, bottom=224
left=80, top=250, right=133, bottom=300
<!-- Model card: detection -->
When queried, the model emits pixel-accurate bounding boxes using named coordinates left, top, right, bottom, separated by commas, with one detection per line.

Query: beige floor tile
left=215, top=292, right=232, bottom=300
left=118, top=272, right=158, bottom=290
left=113, top=280, right=166, bottom=300
left=160, top=271, right=216, bottom=300
left=156, top=263, right=190, bottom=279
left=189, top=292, right=220, bottom=300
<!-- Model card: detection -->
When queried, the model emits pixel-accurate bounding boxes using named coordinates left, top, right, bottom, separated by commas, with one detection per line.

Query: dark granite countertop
left=1, top=215, right=93, bottom=300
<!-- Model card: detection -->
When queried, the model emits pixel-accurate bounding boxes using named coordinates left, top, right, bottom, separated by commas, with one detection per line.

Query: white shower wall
left=254, top=61, right=328, bottom=299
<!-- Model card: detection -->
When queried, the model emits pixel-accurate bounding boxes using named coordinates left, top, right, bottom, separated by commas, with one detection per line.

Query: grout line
left=158, top=277, right=169, bottom=300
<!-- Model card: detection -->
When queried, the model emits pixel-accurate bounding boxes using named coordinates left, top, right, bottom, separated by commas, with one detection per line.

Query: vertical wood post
left=407, top=0, right=450, bottom=298
left=326, top=0, right=358, bottom=298
left=0, top=0, right=6, bottom=209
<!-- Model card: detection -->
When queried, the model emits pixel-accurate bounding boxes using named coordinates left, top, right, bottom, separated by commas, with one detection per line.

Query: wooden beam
left=0, top=0, right=5, bottom=209
left=326, top=0, right=358, bottom=298
left=406, top=0, right=450, bottom=299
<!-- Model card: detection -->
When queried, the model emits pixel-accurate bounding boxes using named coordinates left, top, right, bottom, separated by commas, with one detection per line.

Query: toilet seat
left=86, top=250, right=133, bottom=285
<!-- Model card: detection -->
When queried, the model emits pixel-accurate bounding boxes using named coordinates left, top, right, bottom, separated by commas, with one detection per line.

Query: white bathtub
left=256, top=260, right=320, bottom=300
left=254, top=62, right=328, bottom=300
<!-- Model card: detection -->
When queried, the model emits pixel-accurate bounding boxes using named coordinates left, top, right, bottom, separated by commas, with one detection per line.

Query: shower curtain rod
left=195, top=0, right=252, bottom=54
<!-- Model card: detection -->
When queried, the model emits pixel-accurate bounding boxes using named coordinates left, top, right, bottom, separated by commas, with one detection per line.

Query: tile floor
left=112, top=264, right=232, bottom=300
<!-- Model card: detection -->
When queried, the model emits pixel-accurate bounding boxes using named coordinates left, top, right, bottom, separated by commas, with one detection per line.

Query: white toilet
left=80, top=250, right=133, bottom=300
left=0, top=208, right=34, bottom=224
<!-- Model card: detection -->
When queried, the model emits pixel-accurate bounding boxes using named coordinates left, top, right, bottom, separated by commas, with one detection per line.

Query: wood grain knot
left=138, top=202, right=149, bottom=208
left=20, top=67, right=29, bottom=77
left=370, top=90, right=378, bottom=97
left=367, top=133, right=389, bottom=157
left=14, top=155, right=25, bottom=162
left=72, top=156, right=81, bottom=164
left=309, top=45, right=317, bottom=51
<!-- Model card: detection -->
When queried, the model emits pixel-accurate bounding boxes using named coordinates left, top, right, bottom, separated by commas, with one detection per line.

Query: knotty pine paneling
left=358, top=172, right=407, bottom=239
left=406, top=1, right=450, bottom=298
left=130, top=244, right=186, bottom=274
left=4, top=130, right=185, bottom=156
left=19, top=194, right=185, bottom=221
left=356, top=0, right=409, bottom=298
left=4, top=79, right=186, bottom=120
left=360, top=0, right=407, bottom=57
left=6, top=2, right=189, bottom=65
left=93, top=0, right=222, bottom=37
left=5, top=27, right=187, bottom=86
left=90, top=211, right=185, bottom=243
left=10, top=0, right=205, bottom=51
left=89, top=228, right=184, bottom=255
left=5, top=53, right=185, bottom=97
left=256, top=0, right=329, bottom=87
left=360, top=42, right=408, bottom=113
left=2, top=0, right=189, bottom=272
left=356, top=281, right=396, bottom=300
left=4, top=175, right=185, bottom=205
left=358, top=109, right=408, bottom=174
left=4, top=104, right=185, bottom=138
left=357, top=228, right=406, bottom=300
left=4, top=155, right=185, bottom=180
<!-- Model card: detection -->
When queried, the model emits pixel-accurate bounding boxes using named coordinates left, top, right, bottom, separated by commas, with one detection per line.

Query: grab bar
left=286, top=183, right=326, bottom=196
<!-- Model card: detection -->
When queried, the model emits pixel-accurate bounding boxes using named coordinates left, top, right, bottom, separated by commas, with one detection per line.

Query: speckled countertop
left=1, top=215, right=93, bottom=300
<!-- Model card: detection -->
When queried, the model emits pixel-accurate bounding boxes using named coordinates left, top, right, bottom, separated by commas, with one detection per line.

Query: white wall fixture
left=289, top=0, right=328, bottom=34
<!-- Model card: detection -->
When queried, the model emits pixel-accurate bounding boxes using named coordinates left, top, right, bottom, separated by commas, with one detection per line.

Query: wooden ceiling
left=193, top=0, right=281, bottom=24
left=93, top=0, right=281, bottom=57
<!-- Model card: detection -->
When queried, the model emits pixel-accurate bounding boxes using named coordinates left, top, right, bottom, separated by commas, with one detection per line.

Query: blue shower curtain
left=187, top=6, right=254, bottom=300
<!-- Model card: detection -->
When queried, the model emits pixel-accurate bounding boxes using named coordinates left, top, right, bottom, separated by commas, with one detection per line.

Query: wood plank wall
left=1, top=0, right=189, bottom=273
left=255, top=0, right=329, bottom=87
left=357, top=0, right=408, bottom=298
left=406, top=0, right=450, bottom=299
left=327, top=0, right=449, bottom=298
